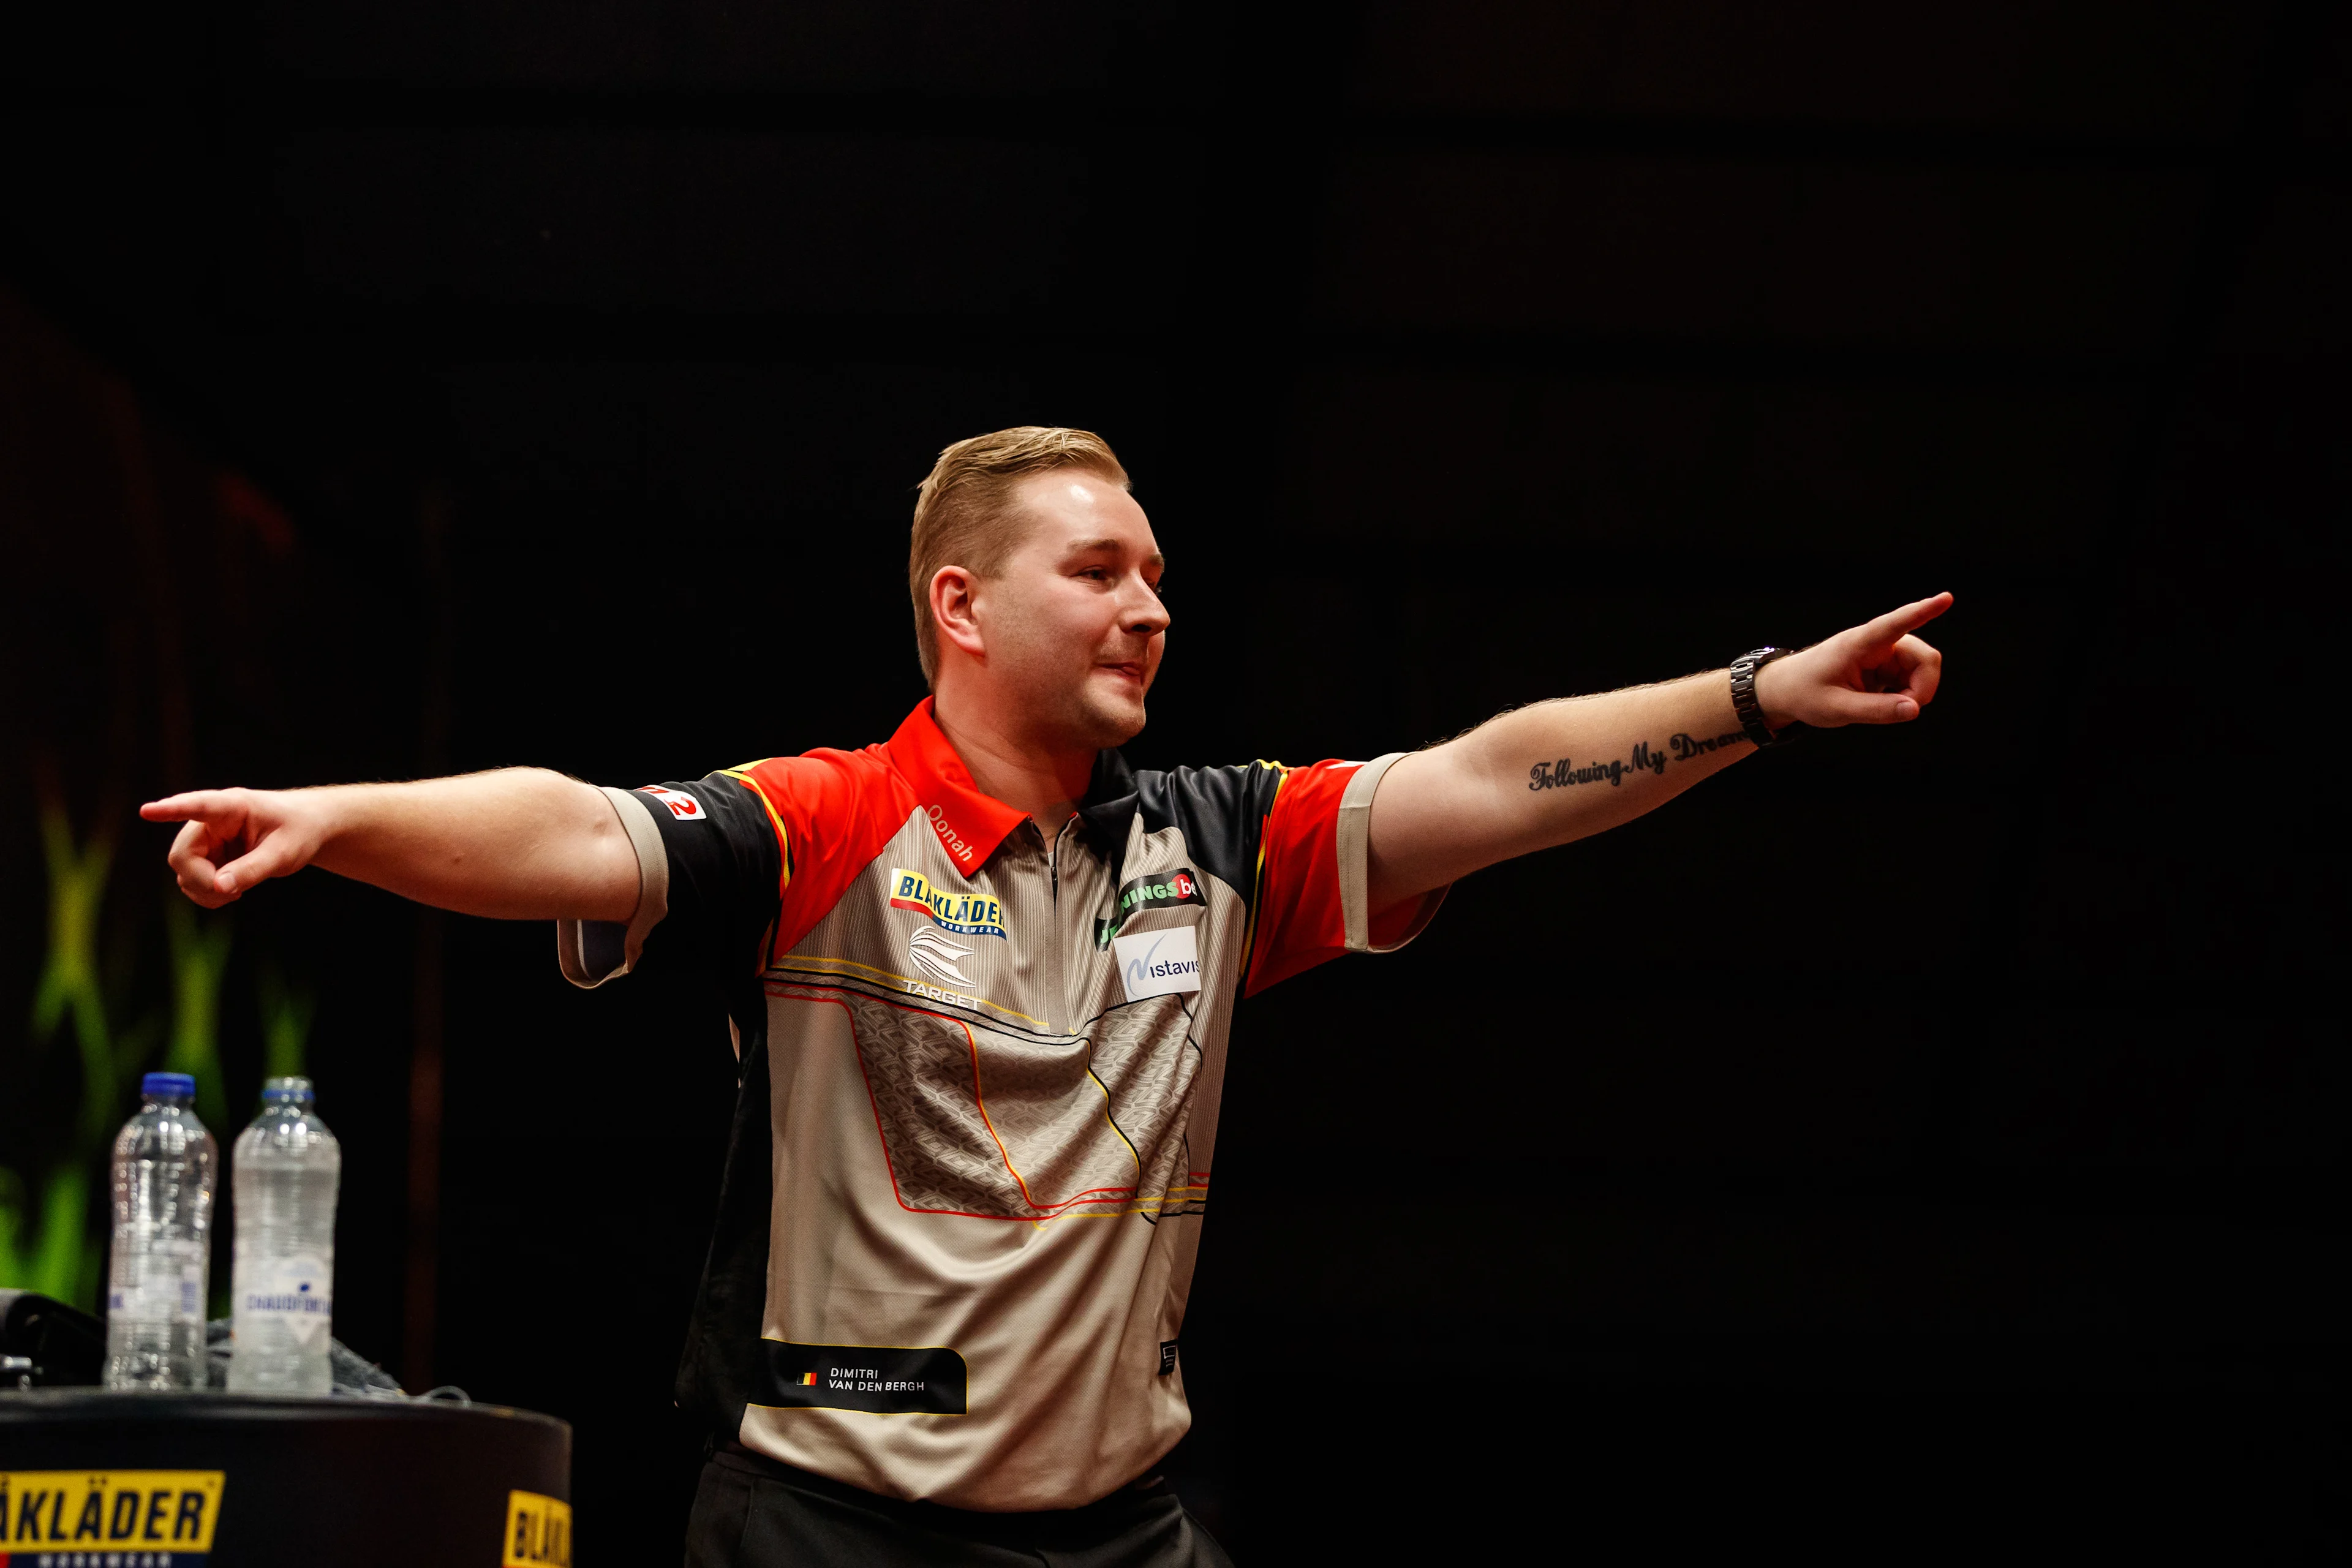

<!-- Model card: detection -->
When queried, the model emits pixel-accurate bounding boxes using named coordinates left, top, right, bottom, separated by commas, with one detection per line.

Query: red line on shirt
left=820, top=993, right=922, bottom=1219
left=960, top=1013, right=1041, bottom=1211
left=803, top=992, right=1162, bottom=1223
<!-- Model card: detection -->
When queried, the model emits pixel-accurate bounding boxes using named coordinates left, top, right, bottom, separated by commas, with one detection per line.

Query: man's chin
left=1074, top=687, right=1148, bottom=750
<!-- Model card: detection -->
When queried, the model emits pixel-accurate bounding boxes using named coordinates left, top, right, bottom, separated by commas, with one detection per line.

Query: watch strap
left=1729, top=647, right=1795, bottom=748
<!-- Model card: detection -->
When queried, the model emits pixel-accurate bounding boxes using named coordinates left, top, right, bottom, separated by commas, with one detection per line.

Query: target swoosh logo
left=908, top=924, right=976, bottom=984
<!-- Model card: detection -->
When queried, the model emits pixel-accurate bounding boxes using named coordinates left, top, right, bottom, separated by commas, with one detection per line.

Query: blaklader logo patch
left=889, top=869, right=1007, bottom=938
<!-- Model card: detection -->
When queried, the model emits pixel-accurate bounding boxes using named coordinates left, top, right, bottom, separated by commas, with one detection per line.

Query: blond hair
left=907, top=426, right=1130, bottom=685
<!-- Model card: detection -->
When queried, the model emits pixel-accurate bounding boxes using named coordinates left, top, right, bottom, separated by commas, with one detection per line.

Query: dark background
left=3, top=2, right=2343, bottom=1559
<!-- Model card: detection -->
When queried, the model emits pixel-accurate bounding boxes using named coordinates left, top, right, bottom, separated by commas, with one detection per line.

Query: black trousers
left=684, top=1447, right=1237, bottom=1568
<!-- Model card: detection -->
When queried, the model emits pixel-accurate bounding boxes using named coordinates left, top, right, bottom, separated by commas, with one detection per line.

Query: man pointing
left=145, top=426, right=1947, bottom=1566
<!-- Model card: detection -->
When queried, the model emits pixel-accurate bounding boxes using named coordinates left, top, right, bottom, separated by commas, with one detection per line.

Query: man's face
left=968, top=470, right=1168, bottom=750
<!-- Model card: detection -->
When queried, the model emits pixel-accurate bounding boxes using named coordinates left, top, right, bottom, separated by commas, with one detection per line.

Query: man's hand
left=138, top=769, right=641, bottom=923
left=143, top=788, right=333, bottom=908
left=1752, top=592, right=1950, bottom=731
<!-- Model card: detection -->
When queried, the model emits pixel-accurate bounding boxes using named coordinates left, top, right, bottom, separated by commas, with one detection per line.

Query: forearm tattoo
left=1527, top=731, right=1746, bottom=791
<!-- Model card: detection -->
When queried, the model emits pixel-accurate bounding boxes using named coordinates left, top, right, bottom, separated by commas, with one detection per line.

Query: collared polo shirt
left=560, top=700, right=1443, bottom=1511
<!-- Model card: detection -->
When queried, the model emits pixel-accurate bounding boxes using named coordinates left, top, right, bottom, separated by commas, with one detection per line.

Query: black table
left=0, top=1390, right=570, bottom=1565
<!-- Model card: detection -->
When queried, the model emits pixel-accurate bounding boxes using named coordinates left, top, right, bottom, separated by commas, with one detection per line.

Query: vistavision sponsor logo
left=888, top=869, right=1008, bottom=938
left=1131, top=948, right=1199, bottom=983
left=1113, top=924, right=1202, bottom=999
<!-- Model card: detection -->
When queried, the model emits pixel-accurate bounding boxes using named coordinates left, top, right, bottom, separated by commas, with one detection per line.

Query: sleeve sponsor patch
left=639, top=784, right=707, bottom=821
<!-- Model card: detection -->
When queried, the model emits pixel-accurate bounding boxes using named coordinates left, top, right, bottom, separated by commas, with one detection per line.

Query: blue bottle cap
left=260, top=1076, right=315, bottom=1104
left=142, top=1072, right=197, bottom=1098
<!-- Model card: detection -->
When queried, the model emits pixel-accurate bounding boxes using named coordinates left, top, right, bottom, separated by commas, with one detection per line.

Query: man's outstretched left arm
left=1365, top=593, right=1951, bottom=908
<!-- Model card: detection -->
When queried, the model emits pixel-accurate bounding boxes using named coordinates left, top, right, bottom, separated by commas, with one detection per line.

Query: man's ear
left=931, top=565, right=987, bottom=664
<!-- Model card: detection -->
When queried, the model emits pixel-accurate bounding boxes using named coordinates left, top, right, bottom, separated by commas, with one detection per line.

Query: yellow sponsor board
left=0, top=1470, right=224, bottom=1553
left=503, top=1489, right=572, bottom=1568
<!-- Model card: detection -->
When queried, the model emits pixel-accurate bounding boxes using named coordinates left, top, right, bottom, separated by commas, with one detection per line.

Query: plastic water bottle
left=104, top=1071, right=218, bottom=1390
left=227, top=1076, right=342, bottom=1395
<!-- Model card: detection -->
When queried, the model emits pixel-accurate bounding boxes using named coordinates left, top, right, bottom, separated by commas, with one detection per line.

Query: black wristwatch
left=1728, top=647, right=1796, bottom=748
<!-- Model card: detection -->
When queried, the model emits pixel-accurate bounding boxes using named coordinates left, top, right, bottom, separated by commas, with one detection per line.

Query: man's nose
left=1123, top=579, right=1170, bottom=634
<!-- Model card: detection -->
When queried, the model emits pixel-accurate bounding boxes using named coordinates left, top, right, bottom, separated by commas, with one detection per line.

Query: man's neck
left=931, top=695, right=1096, bottom=829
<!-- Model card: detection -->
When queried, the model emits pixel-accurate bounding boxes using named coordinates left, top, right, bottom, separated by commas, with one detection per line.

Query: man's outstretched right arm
left=141, top=769, right=641, bottom=922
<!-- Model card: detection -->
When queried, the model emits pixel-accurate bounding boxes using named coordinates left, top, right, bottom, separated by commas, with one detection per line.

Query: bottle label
left=107, top=1240, right=205, bottom=1325
left=236, top=1254, right=334, bottom=1345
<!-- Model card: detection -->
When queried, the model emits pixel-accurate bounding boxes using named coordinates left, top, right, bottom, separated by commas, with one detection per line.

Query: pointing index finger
left=1859, top=592, right=1954, bottom=646
left=141, top=791, right=227, bottom=823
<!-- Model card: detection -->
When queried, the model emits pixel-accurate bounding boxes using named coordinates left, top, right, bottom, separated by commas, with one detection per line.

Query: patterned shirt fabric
left=559, top=699, right=1444, bottom=1511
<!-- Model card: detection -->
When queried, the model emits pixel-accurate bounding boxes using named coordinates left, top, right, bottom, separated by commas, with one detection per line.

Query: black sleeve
left=560, top=776, right=784, bottom=989
left=1128, top=763, right=1283, bottom=911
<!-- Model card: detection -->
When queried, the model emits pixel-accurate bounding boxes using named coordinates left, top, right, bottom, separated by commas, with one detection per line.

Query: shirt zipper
left=1046, top=815, right=1078, bottom=1035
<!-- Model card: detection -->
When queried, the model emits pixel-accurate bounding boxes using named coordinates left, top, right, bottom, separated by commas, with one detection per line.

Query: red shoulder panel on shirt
left=1243, top=758, right=1429, bottom=996
left=722, top=747, right=913, bottom=962
left=716, top=700, right=1039, bottom=966
left=1243, top=760, right=1349, bottom=996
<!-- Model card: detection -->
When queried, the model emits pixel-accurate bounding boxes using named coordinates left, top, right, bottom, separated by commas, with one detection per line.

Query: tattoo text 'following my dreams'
left=1528, top=731, right=1747, bottom=791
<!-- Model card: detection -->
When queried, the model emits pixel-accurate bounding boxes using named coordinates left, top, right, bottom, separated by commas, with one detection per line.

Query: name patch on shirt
left=889, top=869, right=1008, bottom=938
left=759, top=1339, right=967, bottom=1415
left=1115, top=924, right=1202, bottom=1000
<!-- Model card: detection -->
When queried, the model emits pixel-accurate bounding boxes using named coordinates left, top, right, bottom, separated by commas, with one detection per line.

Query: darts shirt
left=558, top=699, right=1444, bottom=1512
